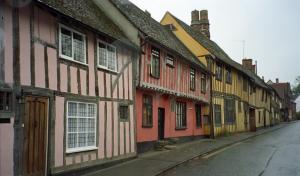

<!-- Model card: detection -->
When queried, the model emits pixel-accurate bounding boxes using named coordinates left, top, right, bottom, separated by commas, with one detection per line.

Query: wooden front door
left=249, top=108, right=256, bottom=132
left=23, top=96, right=48, bottom=176
left=158, top=108, right=165, bottom=140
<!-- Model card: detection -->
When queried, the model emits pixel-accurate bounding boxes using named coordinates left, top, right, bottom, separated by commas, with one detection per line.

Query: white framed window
left=66, top=101, right=97, bottom=153
left=97, top=40, right=117, bottom=72
left=166, top=54, right=175, bottom=67
left=59, top=24, right=87, bottom=64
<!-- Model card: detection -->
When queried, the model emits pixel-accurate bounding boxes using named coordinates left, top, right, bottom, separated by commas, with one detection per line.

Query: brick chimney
left=191, top=10, right=210, bottom=39
left=242, top=59, right=256, bottom=73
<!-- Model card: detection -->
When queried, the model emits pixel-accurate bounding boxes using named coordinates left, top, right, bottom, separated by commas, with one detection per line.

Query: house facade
left=0, top=0, right=138, bottom=175
left=270, top=79, right=296, bottom=121
left=161, top=10, right=274, bottom=136
left=95, top=0, right=211, bottom=153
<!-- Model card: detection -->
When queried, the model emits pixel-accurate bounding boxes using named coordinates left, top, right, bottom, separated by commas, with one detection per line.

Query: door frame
left=249, top=108, right=256, bottom=132
left=158, top=108, right=165, bottom=140
left=23, top=95, right=50, bottom=176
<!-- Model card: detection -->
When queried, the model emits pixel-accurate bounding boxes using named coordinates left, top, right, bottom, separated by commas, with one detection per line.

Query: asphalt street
left=162, top=122, right=300, bottom=176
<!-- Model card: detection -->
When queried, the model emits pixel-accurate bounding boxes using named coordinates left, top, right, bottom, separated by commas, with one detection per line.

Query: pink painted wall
left=80, top=69, right=87, bottom=95
left=98, top=101, right=105, bottom=159
left=106, top=101, right=113, bottom=158
left=60, top=64, right=68, bottom=92
left=19, top=6, right=31, bottom=86
left=35, top=43, right=45, bottom=88
left=0, top=118, right=14, bottom=176
left=136, top=89, right=205, bottom=143
left=54, top=96, right=64, bottom=167
left=4, top=3, right=13, bottom=84
left=48, top=47, right=57, bottom=90
left=87, top=33, right=95, bottom=96
left=70, top=66, right=78, bottom=94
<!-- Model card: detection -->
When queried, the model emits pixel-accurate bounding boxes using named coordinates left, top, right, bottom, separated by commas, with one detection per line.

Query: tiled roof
left=36, top=0, right=138, bottom=49
left=168, top=12, right=270, bottom=89
left=109, top=0, right=207, bottom=71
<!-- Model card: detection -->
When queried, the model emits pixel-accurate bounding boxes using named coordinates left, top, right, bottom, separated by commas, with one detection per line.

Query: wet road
left=162, top=122, right=300, bottom=176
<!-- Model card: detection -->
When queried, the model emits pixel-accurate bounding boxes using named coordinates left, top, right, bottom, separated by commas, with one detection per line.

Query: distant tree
left=297, top=112, right=300, bottom=120
left=292, top=76, right=300, bottom=100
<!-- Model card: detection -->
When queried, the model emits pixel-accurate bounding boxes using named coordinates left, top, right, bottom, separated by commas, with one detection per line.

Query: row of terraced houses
left=0, top=0, right=297, bottom=175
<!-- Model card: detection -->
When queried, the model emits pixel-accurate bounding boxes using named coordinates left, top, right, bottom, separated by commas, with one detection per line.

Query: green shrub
left=296, top=112, right=300, bottom=120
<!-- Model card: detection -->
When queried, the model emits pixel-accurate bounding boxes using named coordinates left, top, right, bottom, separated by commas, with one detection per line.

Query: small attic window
left=166, top=54, right=175, bottom=67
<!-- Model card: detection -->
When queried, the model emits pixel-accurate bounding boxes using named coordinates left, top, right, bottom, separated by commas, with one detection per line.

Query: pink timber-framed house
left=95, top=0, right=212, bottom=153
left=0, top=0, right=139, bottom=175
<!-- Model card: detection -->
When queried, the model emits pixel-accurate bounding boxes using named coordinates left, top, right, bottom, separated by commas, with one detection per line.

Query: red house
left=102, top=0, right=211, bottom=153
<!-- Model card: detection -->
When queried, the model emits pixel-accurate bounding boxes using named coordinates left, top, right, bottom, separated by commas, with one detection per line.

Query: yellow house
left=161, top=10, right=273, bottom=136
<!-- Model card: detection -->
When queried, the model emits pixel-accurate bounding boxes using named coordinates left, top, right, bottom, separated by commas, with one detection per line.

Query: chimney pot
left=191, top=9, right=210, bottom=39
left=276, top=78, right=279, bottom=83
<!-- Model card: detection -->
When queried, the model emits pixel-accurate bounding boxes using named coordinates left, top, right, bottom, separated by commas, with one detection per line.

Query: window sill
left=150, top=74, right=160, bottom=79
left=97, top=66, right=118, bottom=75
left=60, top=56, right=88, bottom=67
left=142, top=125, right=153, bottom=128
left=175, top=127, right=187, bottom=131
left=66, top=146, right=98, bottom=154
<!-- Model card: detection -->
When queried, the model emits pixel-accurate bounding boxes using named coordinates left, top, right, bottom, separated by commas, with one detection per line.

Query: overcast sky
left=130, top=0, right=300, bottom=109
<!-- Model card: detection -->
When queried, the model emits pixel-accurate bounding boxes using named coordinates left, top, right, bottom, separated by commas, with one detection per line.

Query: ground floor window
left=142, top=95, right=153, bottom=127
left=66, top=101, right=97, bottom=153
left=176, top=102, right=186, bottom=128
left=224, top=99, right=236, bottom=124
left=214, top=104, right=221, bottom=125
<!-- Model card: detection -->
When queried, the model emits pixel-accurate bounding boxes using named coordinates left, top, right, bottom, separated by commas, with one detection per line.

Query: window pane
left=78, top=103, right=87, bottom=117
left=107, top=46, right=116, bottom=71
left=61, top=28, right=72, bottom=57
left=78, top=133, right=87, bottom=147
left=68, top=118, right=77, bottom=132
left=98, top=42, right=107, bottom=67
left=73, top=33, right=85, bottom=63
left=78, top=118, right=87, bottom=132
left=68, top=133, right=77, bottom=149
left=88, top=119, right=95, bottom=132
left=68, top=102, right=77, bottom=116
left=88, top=104, right=95, bottom=117
left=88, top=133, right=95, bottom=146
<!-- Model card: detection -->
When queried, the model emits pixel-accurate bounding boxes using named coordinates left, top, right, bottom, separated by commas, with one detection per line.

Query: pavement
left=85, top=122, right=294, bottom=176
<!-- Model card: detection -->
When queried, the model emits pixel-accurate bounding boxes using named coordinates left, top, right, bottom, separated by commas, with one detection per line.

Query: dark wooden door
left=23, top=97, right=48, bottom=176
left=249, top=109, right=256, bottom=132
left=158, top=108, right=165, bottom=140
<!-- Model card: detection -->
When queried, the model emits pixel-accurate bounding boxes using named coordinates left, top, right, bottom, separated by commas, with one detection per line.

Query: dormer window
left=97, top=40, right=117, bottom=72
left=166, top=54, right=175, bottom=67
left=59, top=25, right=86, bottom=64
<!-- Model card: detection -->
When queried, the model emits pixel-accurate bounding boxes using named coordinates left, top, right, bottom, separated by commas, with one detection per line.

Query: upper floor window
left=166, top=54, right=175, bottom=67
left=0, top=91, right=12, bottom=112
left=201, top=73, right=207, bottom=93
left=190, top=68, right=195, bottom=91
left=215, top=64, right=223, bottom=81
left=66, top=101, right=97, bottom=153
left=176, top=101, right=186, bottom=129
left=59, top=25, right=86, bottom=64
left=225, top=68, right=232, bottom=84
left=98, top=40, right=117, bottom=72
left=142, top=95, right=153, bottom=127
left=151, top=47, right=160, bottom=78
left=261, top=90, right=265, bottom=101
left=243, top=77, right=248, bottom=92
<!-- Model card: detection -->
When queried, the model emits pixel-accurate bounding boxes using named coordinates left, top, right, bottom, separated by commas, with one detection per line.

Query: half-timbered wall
left=139, top=41, right=210, bottom=101
left=1, top=2, right=136, bottom=175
